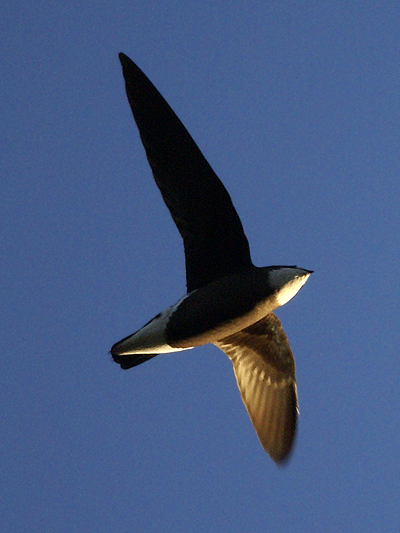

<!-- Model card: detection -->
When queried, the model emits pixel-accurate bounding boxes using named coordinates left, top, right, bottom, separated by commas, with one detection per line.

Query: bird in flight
left=112, top=53, right=312, bottom=464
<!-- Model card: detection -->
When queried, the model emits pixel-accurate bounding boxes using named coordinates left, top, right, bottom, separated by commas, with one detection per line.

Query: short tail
left=111, top=348, right=158, bottom=370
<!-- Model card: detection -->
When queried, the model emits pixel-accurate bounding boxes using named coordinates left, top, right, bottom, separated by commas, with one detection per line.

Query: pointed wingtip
left=269, top=432, right=297, bottom=466
left=118, top=52, right=134, bottom=70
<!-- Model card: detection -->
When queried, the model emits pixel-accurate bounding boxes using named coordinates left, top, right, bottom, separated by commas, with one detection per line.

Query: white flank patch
left=116, top=294, right=193, bottom=355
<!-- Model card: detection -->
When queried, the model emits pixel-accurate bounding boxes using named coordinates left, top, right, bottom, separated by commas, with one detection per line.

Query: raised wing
left=119, top=53, right=252, bottom=292
left=214, top=313, right=298, bottom=463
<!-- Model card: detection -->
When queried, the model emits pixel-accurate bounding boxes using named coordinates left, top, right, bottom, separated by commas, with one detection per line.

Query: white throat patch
left=269, top=268, right=311, bottom=308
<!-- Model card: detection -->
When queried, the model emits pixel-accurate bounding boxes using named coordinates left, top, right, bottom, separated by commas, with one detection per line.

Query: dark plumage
left=111, top=53, right=312, bottom=463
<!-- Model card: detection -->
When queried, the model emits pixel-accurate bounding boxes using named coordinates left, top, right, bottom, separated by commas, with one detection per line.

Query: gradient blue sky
left=2, top=2, right=400, bottom=531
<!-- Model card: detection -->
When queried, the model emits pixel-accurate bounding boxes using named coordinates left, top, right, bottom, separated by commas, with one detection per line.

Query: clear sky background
left=2, top=2, right=400, bottom=531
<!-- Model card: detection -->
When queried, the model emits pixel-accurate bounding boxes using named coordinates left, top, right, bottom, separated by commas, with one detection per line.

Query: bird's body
left=111, top=53, right=312, bottom=463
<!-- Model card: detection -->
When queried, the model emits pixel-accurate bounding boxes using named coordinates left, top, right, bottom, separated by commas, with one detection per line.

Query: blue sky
left=2, top=1, right=400, bottom=531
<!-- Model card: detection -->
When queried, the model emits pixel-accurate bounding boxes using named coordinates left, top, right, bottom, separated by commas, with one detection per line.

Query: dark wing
left=214, top=313, right=298, bottom=464
left=119, top=53, right=252, bottom=292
